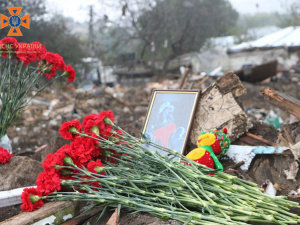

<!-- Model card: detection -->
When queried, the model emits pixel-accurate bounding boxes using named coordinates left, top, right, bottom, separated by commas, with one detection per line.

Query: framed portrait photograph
left=142, top=90, right=201, bottom=156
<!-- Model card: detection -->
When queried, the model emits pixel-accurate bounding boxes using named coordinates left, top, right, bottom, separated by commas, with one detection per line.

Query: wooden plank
left=0, top=201, right=75, bottom=225
left=179, top=67, right=190, bottom=89
left=239, top=136, right=265, bottom=146
left=61, top=207, right=102, bottom=225
left=283, top=127, right=295, bottom=145
left=246, top=132, right=278, bottom=147
left=261, top=88, right=300, bottom=118
left=188, top=75, right=209, bottom=89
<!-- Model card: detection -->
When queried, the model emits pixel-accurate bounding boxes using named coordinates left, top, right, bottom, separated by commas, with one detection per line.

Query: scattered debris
left=284, top=160, right=298, bottom=180
left=262, top=179, right=277, bottom=196
left=264, top=109, right=283, bottom=129
left=1, top=67, right=300, bottom=224
left=106, top=208, right=120, bottom=225
left=225, top=144, right=287, bottom=171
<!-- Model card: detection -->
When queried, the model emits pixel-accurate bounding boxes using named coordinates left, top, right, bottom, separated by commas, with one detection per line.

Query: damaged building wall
left=179, top=47, right=299, bottom=75
left=225, top=48, right=299, bottom=71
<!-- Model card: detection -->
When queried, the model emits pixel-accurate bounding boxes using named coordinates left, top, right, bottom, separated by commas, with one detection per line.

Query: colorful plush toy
left=186, top=128, right=230, bottom=171
left=185, top=147, right=215, bottom=169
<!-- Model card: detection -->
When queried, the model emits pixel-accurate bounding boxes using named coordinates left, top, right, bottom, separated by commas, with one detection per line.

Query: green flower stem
left=54, top=126, right=300, bottom=225
left=0, top=57, right=65, bottom=136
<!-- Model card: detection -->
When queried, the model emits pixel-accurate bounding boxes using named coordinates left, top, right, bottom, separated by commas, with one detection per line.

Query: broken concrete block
left=189, top=72, right=252, bottom=146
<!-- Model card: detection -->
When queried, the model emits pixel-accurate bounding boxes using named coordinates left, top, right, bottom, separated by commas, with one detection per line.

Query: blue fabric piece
left=252, top=146, right=284, bottom=154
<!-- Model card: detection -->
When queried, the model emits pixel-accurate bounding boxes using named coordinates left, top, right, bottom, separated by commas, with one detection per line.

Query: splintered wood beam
left=261, top=88, right=300, bottom=118
left=246, top=132, right=278, bottom=147
left=1, top=201, right=75, bottom=225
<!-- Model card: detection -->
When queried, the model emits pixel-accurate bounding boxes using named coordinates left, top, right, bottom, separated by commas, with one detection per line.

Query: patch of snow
left=32, top=215, right=56, bottom=225
left=225, top=145, right=256, bottom=171
left=63, top=214, right=73, bottom=221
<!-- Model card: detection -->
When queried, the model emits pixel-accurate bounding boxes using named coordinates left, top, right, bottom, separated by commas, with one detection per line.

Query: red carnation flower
left=82, top=111, right=115, bottom=135
left=36, top=171, right=61, bottom=195
left=63, top=65, right=76, bottom=82
left=44, top=66, right=57, bottom=79
left=44, top=52, right=65, bottom=70
left=0, top=37, right=18, bottom=58
left=97, top=110, right=115, bottom=132
left=0, top=147, right=13, bottom=164
left=87, top=159, right=105, bottom=175
left=82, top=113, right=99, bottom=134
left=42, top=153, right=62, bottom=175
left=91, top=181, right=101, bottom=189
left=32, top=42, right=47, bottom=60
left=21, top=187, right=44, bottom=212
left=70, top=135, right=101, bottom=167
left=42, top=52, right=65, bottom=78
left=16, top=42, right=33, bottom=65
left=16, top=42, right=47, bottom=65
left=59, top=120, right=82, bottom=141
left=0, top=37, right=17, bottom=45
left=54, top=145, right=73, bottom=165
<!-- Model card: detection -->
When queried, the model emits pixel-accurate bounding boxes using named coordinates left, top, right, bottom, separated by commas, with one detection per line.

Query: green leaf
left=96, top=205, right=107, bottom=223
left=117, top=204, right=121, bottom=216
left=183, top=216, right=192, bottom=225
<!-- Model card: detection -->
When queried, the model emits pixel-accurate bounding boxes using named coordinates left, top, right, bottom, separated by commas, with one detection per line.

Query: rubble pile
left=1, top=69, right=300, bottom=224
left=6, top=84, right=151, bottom=157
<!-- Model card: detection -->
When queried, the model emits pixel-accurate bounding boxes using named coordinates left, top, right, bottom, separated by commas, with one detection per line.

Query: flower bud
left=68, top=126, right=79, bottom=134
left=108, top=136, right=119, bottom=143
left=61, top=71, right=69, bottom=77
left=29, top=194, right=41, bottom=204
left=54, top=165, right=62, bottom=170
left=95, top=166, right=104, bottom=173
left=104, top=117, right=114, bottom=126
left=91, top=126, right=100, bottom=136
left=63, top=156, right=74, bottom=166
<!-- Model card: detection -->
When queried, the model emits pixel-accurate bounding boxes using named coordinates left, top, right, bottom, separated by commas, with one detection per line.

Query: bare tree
left=98, top=0, right=238, bottom=81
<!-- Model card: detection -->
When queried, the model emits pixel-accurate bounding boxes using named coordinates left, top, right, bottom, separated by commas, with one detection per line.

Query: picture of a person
left=146, top=102, right=186, bottom=152
left=143, top=91, right=199, bottom=155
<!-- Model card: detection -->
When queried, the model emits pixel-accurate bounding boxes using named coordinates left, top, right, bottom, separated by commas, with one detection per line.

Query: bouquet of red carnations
left=0, top=37, right=75, bottom=157
left=20, top=110, right=300, bottom=225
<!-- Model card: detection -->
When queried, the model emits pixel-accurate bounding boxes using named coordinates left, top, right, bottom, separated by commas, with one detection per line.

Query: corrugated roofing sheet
left=228, top=26, right=300, bottom=53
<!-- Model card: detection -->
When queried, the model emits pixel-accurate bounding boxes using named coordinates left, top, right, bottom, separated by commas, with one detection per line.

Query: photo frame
left=142, top=89, right=201, bottom=156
